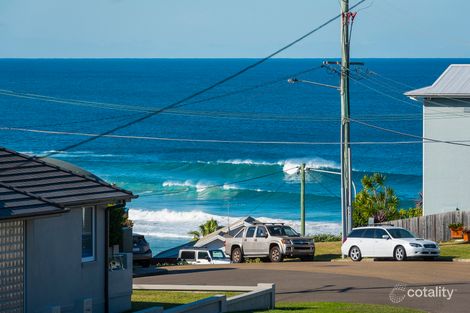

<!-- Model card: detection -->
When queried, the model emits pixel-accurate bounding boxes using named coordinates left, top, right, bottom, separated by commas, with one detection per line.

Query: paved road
left=134, top=261, right=470, bottom=313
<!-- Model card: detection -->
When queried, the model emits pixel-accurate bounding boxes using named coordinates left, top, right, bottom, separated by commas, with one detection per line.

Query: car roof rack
left=371, top=222, right=395, bottom=227
left=252, top=222, right=285, bottom=225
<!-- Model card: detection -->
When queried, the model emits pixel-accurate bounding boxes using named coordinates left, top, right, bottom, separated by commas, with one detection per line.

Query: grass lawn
left=315, top=241, right=470, bottom=261
left=131, top=290, right=240, bottom=311
left=253, top=302, right=424, bottom=313
left=315, top=241, right=342, bottom=261
left=439, top=241, right=470, bottom=259
left=131, top=291, right=422, bottom=313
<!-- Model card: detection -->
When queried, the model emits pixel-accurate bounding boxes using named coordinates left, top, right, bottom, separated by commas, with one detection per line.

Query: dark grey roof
left=405, top=64, right=470, bottom=98
left=0, top=182, right=67, bottom=220
left=0, top=147, right=136, bottom=219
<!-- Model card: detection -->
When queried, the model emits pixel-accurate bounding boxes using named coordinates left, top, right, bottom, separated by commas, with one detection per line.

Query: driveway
left=134, top=261, right=470, bottom=313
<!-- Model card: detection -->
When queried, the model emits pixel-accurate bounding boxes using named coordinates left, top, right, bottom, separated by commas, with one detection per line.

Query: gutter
left=104, top=206, right=111, bottom=313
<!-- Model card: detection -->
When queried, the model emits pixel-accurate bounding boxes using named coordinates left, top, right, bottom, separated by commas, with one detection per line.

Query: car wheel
left=269, top=245, right=283, bottom=262
left=349, top=246, right=362, bottom=262
left=394, top=245, right=407, bottom=261
left=231, top=247, right=243, bottom=263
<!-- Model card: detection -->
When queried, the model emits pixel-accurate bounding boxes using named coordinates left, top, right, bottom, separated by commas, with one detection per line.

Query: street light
left=308, top=168, right=357, bottom=199
left=288, top=77, right=340, bottom=91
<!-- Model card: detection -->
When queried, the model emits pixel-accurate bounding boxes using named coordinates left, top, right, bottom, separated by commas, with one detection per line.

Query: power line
left=6, top=125, right=470, bottom=146
left=144, top=167, right=293, bottom=197
left=350, top=118, right=470, bottom=148
left=0, top=65, right=324, bottom=120
left=336, top=65, right=470, bottom=119
left=4, top=1, right=368, bottom=163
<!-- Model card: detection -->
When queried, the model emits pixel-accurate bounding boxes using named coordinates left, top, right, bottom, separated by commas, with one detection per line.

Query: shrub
left=309, top=233, right=342, bottom=242
left=448, top=223, right=463, bottom=230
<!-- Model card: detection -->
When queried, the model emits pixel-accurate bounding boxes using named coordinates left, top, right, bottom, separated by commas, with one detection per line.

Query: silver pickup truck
left=225, top=222, right=315, bottom=262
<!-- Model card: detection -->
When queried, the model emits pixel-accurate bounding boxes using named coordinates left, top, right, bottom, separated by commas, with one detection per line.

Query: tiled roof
left=0, top=147, right=136, bottom=219
left=405, top=64, right=470, bottom=98
left=0, top=182, right=66, bottom=220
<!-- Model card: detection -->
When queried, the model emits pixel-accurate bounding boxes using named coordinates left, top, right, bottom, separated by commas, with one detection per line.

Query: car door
left=254, top=226, right=269, bottom=255
left=359, top=229, right=375, bottom=257
left=373, top=228, right=395, bottom=257
left=197, top=251, right=211, bottom=264
left=243, top=227, right=257, bottom=255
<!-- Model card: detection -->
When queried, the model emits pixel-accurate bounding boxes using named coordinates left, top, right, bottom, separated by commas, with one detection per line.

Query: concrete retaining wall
left=133, top=283, right=275, bottom=313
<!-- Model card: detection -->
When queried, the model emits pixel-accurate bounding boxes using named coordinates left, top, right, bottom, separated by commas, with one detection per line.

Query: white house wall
left=423, top=98, right=470, bottom=215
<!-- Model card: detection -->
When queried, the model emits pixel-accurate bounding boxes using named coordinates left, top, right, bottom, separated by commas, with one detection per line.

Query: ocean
left=1, top=58, right=467, bottom=253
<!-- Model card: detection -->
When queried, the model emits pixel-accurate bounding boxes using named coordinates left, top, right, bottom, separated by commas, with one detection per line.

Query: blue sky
left=0, top=0, right=469, bottom=58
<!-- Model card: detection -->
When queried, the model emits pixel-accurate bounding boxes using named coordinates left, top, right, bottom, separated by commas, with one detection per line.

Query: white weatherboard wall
left=423, top=98, right=470, bottom=215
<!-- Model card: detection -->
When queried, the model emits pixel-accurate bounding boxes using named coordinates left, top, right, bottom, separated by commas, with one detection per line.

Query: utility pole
left=340, top=0, right=353, bottom=242
left=300, top=163, right=306, bottom=236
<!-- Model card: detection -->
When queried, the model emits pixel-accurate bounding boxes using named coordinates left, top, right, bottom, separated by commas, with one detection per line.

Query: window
left=235, top=228, right=245, bottom=238
left=266, top=226, right=299, bottom=237
left=348, top=229, right=363, bottom=238
left=198, top=251, right=209, bottom=260
left=387, top=228, right=416, bottom=239
left=180, top=251, right=195, bottom=260
left=210, top=250, right=225, bottom=259
left=82, top=207, right=95, bottom=262
left=256, top=226, right=267, bottom=238
left=374, top=228, right=388, bottom=239
left=246, top=227, right=256, bottom=238
left=362, top=229, right=375, bottom=238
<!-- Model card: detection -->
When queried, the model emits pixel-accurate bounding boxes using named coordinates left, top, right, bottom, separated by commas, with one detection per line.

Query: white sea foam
left=21, top=150, right=117, bottom=158
left=214, top=159, right=279, bottom=166
left=162, top=180, right=241, bottom=193
left=128, top=208, right=341, bottom=239
left=283, top=158, right=340, bottom=175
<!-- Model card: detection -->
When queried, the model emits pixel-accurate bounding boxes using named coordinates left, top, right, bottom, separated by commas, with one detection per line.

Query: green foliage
left=245, top=257, right=263, bottom=263
left=448, top=223, right=463, bottom=230
left=352, top=173, right=399, bottom=227
left=109, top=206, right=131, bottom=247
left=398, top=207, right=422, bottom=219
left=188, top=218, right=222, bottom=241
left=309, top=233, right=342, bottom=242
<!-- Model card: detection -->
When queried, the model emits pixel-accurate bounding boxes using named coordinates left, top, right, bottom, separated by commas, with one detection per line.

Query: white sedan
left=341, top=226, right=440, bottom=261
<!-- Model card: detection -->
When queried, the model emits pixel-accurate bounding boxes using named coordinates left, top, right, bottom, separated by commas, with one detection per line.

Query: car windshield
left=387, top=228, right=416, bottom=238
left=267, top=226, right=299, bottom=237
left=210, top=250, right=226, bottom=259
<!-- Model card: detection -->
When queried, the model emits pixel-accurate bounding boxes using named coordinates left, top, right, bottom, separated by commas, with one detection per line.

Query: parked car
left=178, top=248, right=231, bottom=265
left=225, top=222, right=315, bottom=263
left=341, top=226, right=440, bottom=261
left=132, top=234, right=152, bottom=267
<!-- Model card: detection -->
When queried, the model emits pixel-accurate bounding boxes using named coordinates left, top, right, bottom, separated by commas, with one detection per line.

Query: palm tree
left=188, top=218, right=221, bottom=241
left=352, top=173, right=399, bottom=227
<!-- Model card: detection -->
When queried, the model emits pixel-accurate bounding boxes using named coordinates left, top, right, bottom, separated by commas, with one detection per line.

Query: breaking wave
left=129, top=208, right=341, bottom=240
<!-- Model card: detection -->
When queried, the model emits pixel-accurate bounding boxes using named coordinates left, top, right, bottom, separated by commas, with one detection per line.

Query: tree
left=109, top=206, right=133, bottom=247
left=188, top=218, right=222, bottom=241
left=352, top=173, right=399, bottom=227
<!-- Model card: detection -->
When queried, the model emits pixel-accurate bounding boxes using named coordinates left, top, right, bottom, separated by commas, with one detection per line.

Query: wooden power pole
left=300, top=163, right=306, bottom=236
left=340, top=0, right=353, bottom=242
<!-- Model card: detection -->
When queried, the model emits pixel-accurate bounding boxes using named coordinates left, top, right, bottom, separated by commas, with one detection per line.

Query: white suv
left=341, top=226, right=440, bottom=261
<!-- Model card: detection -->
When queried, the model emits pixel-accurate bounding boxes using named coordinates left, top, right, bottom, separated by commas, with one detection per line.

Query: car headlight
left=409, top=243, right=422, bottom=248
left=281, top=239, right=292, bottom=244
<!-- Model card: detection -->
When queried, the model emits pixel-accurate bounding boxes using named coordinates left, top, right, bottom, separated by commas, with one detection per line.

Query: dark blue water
left=1, top=58, right=467, bottom=253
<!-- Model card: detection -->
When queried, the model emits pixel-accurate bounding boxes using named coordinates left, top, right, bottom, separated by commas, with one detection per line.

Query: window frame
left=198, top=251, right=210, bottom=260
left=256, top=226, right=267, bottom=238
left=180, top=251, right=196, bottom=260
left=246, top=227, right=256, bottom=238
left=81, top=206, right=96, bottom=263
